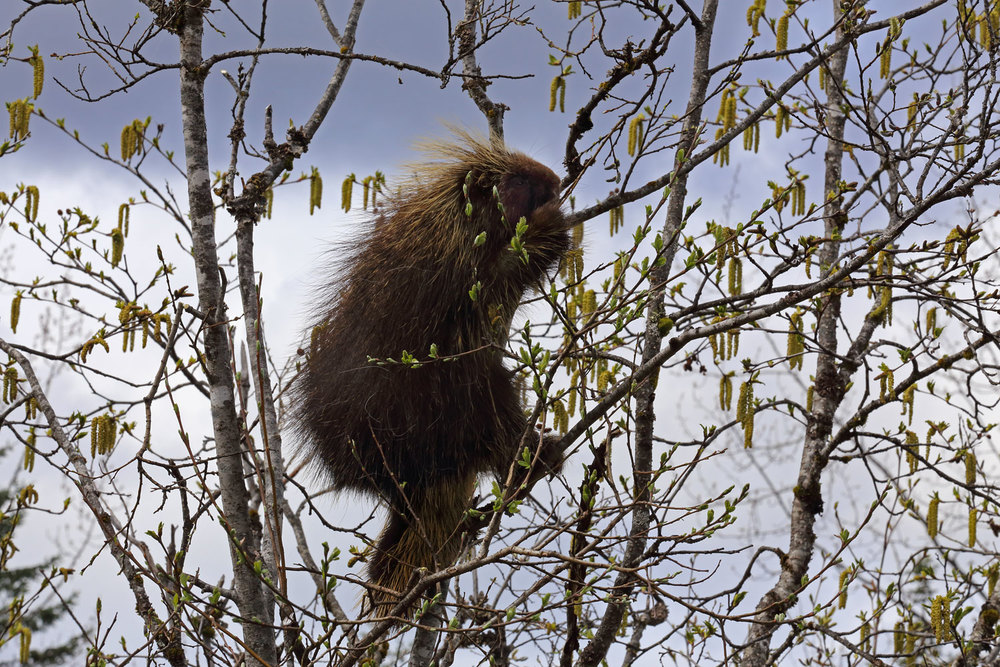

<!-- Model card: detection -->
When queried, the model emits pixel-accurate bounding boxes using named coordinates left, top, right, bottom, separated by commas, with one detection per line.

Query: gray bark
left=573, top=2, right=718, bottom=664
left=0, top=341, right=187, bottom=667
left=177, top=5, right=277, bottom=665
left=737, top=7, right=850, bottom=665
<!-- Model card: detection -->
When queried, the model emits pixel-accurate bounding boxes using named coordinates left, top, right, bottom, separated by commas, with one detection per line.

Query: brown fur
left=292, top=132, right=569, bottom=618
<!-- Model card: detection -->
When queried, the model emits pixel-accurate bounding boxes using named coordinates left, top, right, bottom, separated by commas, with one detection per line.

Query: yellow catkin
left=8, top=99, right=31, bottom=139
left=742, top=405, right=754, bottom=448
left=742, top=122, right=760, bottom=152
left=549, top=76, right=564, bottom=113
left=878, top=366, right=893, bottom=401
left=3, top=368, right=15, bottom=403
left=969, top=506, right=977, bottom=547
left=25, top=185, right=39, bottom=222
left=958, top=0, right=970, bottom=41
left=893, top=622, right=905, bottom=654
left=931, top=596, right=942, bottom=640
left=905, top=630, right=916, bottom=666
left=728, top=257, right=742, bottom=296
left=264, top=187, right=273, bottom=219
left=736, top=382, right=749, bottom=421
left=965, top=450, right=976, bottom=486
left=18, top=100, right=30, bottom=137
left=717, top=136, right=730, bottom=166
left=568, top=1, right=581, bottom=19
left=776, top=13, right=789, bottom=53
left=90, top=417, right=99, bottom=457
left=341, top=175, right=353, bottom=212
left=372, top=171, right=384, bottom=207
left=597, top=370, right=613, bottom=393
left=720, top=374, right=733, bottom=411
left=775, top=105, right=786, bottom=138
left=889, top=16, right=902, bottom=39
left=610, top=206, right=624, bottom=235
left=571, top=370, right=582, bottom=416
left=118, top=203, right=130, bottom=236
left=987, top=564, right=998, bottom=595
left=120, top=120, right=145, bottom=161
left=933, top=595, right=951, bottom=642
left=111, top=227, right=124, bottom=267
left=901, top=385, right=915, bottom=423
left=90, top=414, right=118, bottom=456
left=746, top=0, right=766, bottom=36
left=561, top=248, right=578, bottom=283
left=742, top=122, right=758, bottom=152
left=10, top=292, right=22, bottom=334
left=714, top=226, right=728, bottom=269
left=135, top=120, right=146, bottom=152
left=905, top=430, right=919, bottom=473
left=157, top=314, right=170, bottom=341
left=19, top=626, right=31, bottom=664
left=737, top=381, right=754, bottom=447
left=728, top=329, right=740, bottom=359
left=838, top=569, right=849, bottom=608
left=927, top=495, right=939, bottom=538
left=30, top=49, right=44, bottom=99
left=878, top=287, right=893, bottom=326
left=24, top=440, right=34, bottom=472
left=553, top=400, right=568, bottom=434
left=592, top=358, right=607, bottom=386
left=310, top=169, right=323, bottom=215
left=788, top=310, right=804, bottom=370
left=806, top=385, right=813, bottom=412
left=628, top=114, right=646, bottom=156
left=907, top=95, right=919, bottom=130
left=99, top=416, right=108, bottom=455
left=717, top=90, right=730, bottom=125
left=880, top=42, right=892, bottom=79
left=121, top=125, right=134, bottom=161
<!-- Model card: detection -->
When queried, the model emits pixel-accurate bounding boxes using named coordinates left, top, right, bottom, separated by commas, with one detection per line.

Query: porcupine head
left=294, top=130, right=570, bottom=620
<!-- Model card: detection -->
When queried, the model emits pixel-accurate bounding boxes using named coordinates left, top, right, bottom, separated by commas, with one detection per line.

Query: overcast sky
left=0, top=1, right=988, bottom=662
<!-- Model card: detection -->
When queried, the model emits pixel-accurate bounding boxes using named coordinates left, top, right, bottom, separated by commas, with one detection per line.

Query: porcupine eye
left=502, top=173, right=542, bottom=225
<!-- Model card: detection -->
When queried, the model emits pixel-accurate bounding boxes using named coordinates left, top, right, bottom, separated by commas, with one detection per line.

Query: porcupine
left=292, top=131, right=570, bottom=617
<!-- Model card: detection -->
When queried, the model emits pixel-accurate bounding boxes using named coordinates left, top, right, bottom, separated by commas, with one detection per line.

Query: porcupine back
left=292, top=132, right=569, bottom=613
